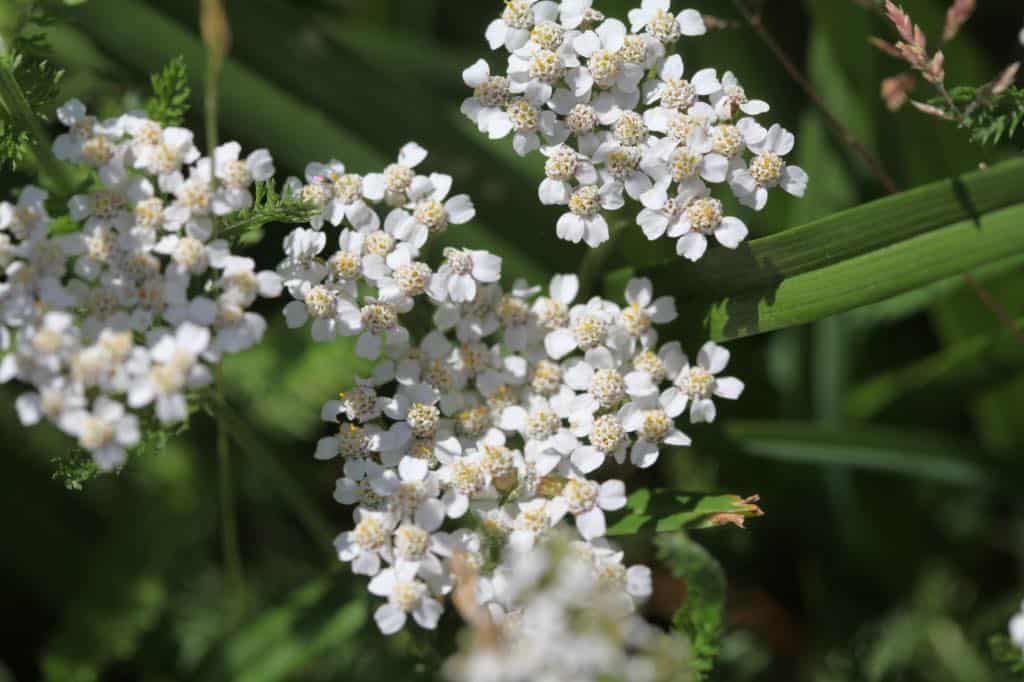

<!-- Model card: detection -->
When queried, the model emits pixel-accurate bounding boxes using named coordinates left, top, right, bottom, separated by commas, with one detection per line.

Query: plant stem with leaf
left=200, top=0, right=245, bottom=618
left=736, top=0, right=1024, bottom=345
left=0, top=56, right=73, bottom=197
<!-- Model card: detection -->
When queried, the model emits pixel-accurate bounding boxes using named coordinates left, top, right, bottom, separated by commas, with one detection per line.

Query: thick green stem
left=0, top=59, right=74, bottom=198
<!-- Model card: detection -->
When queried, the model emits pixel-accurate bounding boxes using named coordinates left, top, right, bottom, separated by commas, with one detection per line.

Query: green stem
left=216, top=369, right=246, bottom=621
left=212, top=394, right=337, bottom=560
left=0, top=58, right=74, bottom=198
left=204, top=55, right=220, bottom=162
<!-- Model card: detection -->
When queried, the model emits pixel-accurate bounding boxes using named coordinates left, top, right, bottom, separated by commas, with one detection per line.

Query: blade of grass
left=726, top=420, right=994, bottom=488
left=847, top=315, right=1024, bottom=420
left=697, top=200, right=1024, bottom=341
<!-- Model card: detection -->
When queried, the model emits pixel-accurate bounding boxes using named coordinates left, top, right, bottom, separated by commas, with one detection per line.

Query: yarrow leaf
left=989, top=634, right=1024, bottom=674
left=0, top=5, right=64, bottom=171
left=607, top=489, right=764, bottom=536
left=218, top=179, right=319, bottom=238
left=145, top=55, right=191, bottom=127
left=657, top=533, right=727, bottom=681
left=932, top=85, right=1024, bottom=147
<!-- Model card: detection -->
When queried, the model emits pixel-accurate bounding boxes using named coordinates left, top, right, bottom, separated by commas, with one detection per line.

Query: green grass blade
left=846, top=316, right=1024, bottom=420
left=699, top=199, right=1024, bottom=341
left=726, top=420, right=995, bottom=488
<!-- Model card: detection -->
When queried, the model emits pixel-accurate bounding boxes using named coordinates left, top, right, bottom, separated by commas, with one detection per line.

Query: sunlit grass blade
left=694, top=199, right=1024, bottom=341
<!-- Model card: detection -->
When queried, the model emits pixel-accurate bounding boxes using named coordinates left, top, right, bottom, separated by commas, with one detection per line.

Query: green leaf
left=726, top=420, right=996, bottom=488
left=624, top=158, right=1024, bottom=341
left=989, top=634, right=1024, bottom=675
left=607, top=489, right=764, bottom=537
left=657, top=533, right=726, bottom=681
left=218, top=179, right=319, bottom=239
left=931, top=85, right=1024, bottom=147
left=145, top=55, right=190, bottom=126
left=198, top=577, right=367, bottom=682
left=848, top=253, right=1024, bottom=329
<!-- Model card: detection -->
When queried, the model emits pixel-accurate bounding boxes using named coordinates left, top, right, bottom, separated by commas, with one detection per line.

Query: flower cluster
left=0, top=100, right=282, bottom=470
left=312, top=213, right=745, bottom=633
left=277, top=142, right=480, bottom=357
left=444, top=533, right=693, bottom=682
left=461, top=0, right=807, bottom=260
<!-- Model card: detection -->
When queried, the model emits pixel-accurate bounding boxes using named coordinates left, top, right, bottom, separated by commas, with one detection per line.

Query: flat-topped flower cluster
left=302, top=148, right=745, bottom=634
left=462, top=0, right=808, bottom=260
left=0, top=100, right=282, bottom=470
left=276, top=142, right=479, bottom=356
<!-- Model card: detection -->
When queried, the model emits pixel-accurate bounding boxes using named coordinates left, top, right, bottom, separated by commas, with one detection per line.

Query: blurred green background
left=2, top=0, right=1024, bottom=680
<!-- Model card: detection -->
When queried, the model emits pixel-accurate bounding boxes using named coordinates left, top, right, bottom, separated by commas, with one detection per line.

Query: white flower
left=462, top=59, right=512, bottom=134
left=127, top=322, right=212, bottom=423
left=429, top=248, right=502, bottom=303
left=485, top=0, right=559, bottom=52
left=643, top=55, right=719, bottom=112
left=398, top=173, right=476, bottom=246
left=368, top=561, right=444, bottom=635
left=335, top=508, right=397, bottom=576
left=571, top=19, right=643, bottom=100
left=553, top=476, right=627, bottom=540
left=304, top=160, right=379, bottom=231
left=555, top=182, right=623, bottom=247
left=620, top=388, right=691, bottom=468
left=0, top=185, right=50, bottom=241
left=627, top=1, right=705, bottom=42
left=507, top=39, right=578, bottom=105
left=131, top=125, right=201, bottom=181
left=211, top=141, right=275, bottom=213
left=485, top=88, right=564, bottom=156
left=538, top=144, right=599, bottom=205
left=673, top=341, right=745, bottom=423
left=544, top=297, right=618, bottom=360
left=560, top=0, right=601, bottom=30
left=707, top=70, right=770, bottom=121
left=730, top=123, right=808, bottom=210
left=61, top=397, right=140, bottom=471
left=648, top=179, right=750, bottom=261
left=283, top=281, right=349, bottom=341
left=364, top=143, right=430, bottom=204
left=278, top=227, right=329, bottom=292
left=621, top=277, right=677, bottom=345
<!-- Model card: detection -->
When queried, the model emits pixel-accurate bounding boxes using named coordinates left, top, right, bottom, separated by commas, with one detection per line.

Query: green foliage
left=0, top=3, right=64, bottom=171
left=934, top=86, right=1024, bottom=147
left=218, top=179, right=319, bottom=240
left=989, top=635, right=1024, bottom=676
left=52, top=413, right=190, bottom=490
left=657, top=534, right=726, bottom=681
left=144, top=55, right=190, bottom=126
left=607, top=489, right=763, bottom=537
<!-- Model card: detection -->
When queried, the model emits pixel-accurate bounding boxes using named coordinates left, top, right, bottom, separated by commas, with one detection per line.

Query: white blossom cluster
left=310, top=200, right=745, bottom=634
left=444, top=534, right=693, bottom=682
left=0, top=100, right=282, bottom=470
left=461, top=0, right=808, bottom=261
left=277, top=142, right=480, bottom=357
